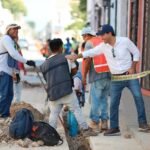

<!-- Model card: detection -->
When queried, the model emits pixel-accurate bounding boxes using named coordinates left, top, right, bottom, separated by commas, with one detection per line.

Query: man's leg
left=127, top=79, right=149, bottom=131
left=0, top=72, right=13, bottom=117
left=89, top=79, right=109, bottom=131
left=100, top=79, right=110, bottom=130
left=67, top=92, right=98, bottom=137
left=104, top=81, right=124, bottom=136
left=49, top=102, right=63, bottom=129
left=68, top=93, right=88, bottom=129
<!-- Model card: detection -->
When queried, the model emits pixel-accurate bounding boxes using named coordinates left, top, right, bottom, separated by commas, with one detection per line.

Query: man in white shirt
left=0, top=24, right=35, bottom=118
left=67, top=24, right=149, bottom=136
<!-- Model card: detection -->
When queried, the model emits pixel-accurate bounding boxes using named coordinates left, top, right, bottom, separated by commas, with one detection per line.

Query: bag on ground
left=9, top=108, right=34, bottom=139
left=30, top=121, right=63, bottom=146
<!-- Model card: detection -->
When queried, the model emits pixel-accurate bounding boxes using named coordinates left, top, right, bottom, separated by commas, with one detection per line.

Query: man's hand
left=16, top=73, right=20, bottom=83
left=127, top=61, right=137, bottom=74
left=65, top=53, right=81, bottom=61
left=26, top=60, right=36, bottom=67
left=127, top=67, right=136, bottom=74
left=13, top=73, right=20, bottom=83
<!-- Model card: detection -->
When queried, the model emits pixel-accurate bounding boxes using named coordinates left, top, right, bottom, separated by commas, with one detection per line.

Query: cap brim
left=13, top=26, right=21, bottom=29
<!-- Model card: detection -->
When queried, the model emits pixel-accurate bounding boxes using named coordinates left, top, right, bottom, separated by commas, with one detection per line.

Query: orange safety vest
left=89, top=37, right=109, bottom=73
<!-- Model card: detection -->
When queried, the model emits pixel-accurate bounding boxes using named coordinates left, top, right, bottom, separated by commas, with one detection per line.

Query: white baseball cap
left=81, top=27, right=96, bottom=36
left=5, top=23, right=21, bottom=34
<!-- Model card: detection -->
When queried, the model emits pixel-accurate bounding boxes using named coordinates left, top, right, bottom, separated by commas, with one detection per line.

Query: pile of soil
left=0, top=118, right=12, bottom=143
left=10, top=101, right=44, bottom=120
left=0, top=102, right=45, bottom=147
left=0, top=118, right=44, bottom=147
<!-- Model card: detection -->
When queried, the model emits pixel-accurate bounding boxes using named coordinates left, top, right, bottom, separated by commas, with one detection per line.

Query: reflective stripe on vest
left=89, top=37, right=109, bottom=73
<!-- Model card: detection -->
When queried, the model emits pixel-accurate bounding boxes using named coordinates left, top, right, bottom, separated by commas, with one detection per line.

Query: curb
left=128, top=127, right=150, bottom=150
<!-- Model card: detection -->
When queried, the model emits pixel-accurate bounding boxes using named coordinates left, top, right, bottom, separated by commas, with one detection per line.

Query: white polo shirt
left=82, top=37, right=140, bottom=74
left=0, top=35, right=27, bottom=76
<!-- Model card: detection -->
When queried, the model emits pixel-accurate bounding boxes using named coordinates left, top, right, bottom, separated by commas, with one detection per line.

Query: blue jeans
left=110, top=79, right=147, bottom=128
left=90, top=78, right=110, bottom=123
left=0, top=72, right=13, bottom=117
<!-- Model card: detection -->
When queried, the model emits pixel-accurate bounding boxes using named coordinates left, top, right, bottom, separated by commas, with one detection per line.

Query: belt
left=111, top=70, right=150, bottom=81
left=112, top=72, right=128, bottom=76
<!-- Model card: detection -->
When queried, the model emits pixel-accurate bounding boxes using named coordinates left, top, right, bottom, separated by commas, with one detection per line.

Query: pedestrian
left=13, top=36, right=27, bottom=102
left=71, top=37, right=79, bottom=54
left=64, top=37, right=72, bottom=55
left=39, top=38, right=97, bottom=137
left=80, top=27, right=111, bottom=132
left=40, top=39, right=51, bottom=58
left=0, top=23, right=35, bottom=118
left=73, top=60, right=85, bottom=107
left=67, top=24, right=150, bottom=136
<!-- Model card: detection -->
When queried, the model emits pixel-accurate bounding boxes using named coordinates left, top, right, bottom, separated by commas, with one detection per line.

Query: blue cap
left=97, top=24, right=115, bottom=35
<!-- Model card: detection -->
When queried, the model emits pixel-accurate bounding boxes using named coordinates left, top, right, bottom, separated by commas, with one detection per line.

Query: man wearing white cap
left=81, top=27, right=110, bottom=132
left=0, top=23, right=35, bottom=118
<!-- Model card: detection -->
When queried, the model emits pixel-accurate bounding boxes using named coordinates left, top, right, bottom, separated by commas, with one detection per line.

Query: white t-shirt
left=74, top=76, right=82, bottom=93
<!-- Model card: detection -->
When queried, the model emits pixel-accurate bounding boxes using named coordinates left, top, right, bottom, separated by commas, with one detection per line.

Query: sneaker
left=139, top=124, right=150, bottom=132
left=104, top=128, right=121, bottom=136
left=82, top=127, right=98, bottom=137
left=101, top=120, right=108, bottom=131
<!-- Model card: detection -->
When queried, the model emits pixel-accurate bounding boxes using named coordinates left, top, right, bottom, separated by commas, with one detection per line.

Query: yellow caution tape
left=111, top=70, right=150, bottom=81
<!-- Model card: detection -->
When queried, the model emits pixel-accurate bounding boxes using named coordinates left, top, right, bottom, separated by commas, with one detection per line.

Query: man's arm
left=82, top=58, right=91, bottom=86
left=127, top=38, right=140, bottom=74
left=127, top=61, right=138, bottom=74
left=3, top=36, right=27, bottom=63
left=82, top=41, right=93, bottom=86
left=66, top=42, right=105, bottom=61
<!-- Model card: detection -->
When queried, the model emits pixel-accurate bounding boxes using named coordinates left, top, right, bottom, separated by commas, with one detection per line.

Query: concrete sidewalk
left=88, top=89, right=150, bottom=150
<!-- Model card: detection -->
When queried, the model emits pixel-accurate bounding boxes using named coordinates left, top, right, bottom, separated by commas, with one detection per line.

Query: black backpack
left=30, top=121, right=63, bottom=146
left=9, top=108, right=34, bottom=139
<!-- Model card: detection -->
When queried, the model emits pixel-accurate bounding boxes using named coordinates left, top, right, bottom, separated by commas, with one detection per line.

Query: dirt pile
left=0, top=102, right=46, bottom=148
left=10, top=101, right=44, bottom=120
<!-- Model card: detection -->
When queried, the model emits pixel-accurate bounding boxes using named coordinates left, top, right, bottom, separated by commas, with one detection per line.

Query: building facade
left=86, top=0, right=150, bottom=96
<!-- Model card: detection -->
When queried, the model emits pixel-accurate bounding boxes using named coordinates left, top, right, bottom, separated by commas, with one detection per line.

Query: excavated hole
left=62, top=112, right=91, bottom=150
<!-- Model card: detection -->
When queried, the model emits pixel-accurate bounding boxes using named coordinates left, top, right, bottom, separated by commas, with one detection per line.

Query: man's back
left=40, top=54, right=73, bottom=101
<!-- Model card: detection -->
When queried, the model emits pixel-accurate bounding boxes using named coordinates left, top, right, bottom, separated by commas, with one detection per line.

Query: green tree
left=1, top=0, right=27, bottom=16
left=65, top=0, right=87, bottom=30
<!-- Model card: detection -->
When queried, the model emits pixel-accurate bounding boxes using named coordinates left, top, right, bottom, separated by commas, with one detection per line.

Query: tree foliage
left=1, top=0, right=27, bottom=16
left=65, top=0, right=87, bottom=30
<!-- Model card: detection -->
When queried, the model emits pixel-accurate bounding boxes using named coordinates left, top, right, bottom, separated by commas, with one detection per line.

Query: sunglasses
left=112, top=48, right=116, bottom=58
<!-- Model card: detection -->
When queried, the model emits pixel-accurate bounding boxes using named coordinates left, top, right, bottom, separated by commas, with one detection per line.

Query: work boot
left=89, top=121, right=100, bottom=133
left=101, top=120, right=108, bottom=131
left=81, top=127, right=98, bottom=137
left=89, top=120, right=98, bottom=128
